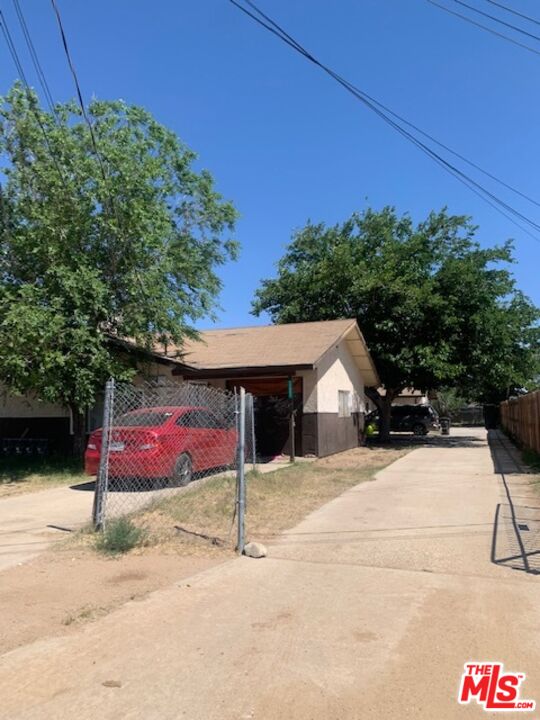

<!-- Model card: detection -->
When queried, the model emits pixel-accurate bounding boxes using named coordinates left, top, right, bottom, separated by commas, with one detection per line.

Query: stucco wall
left=315, top=340, right=366, bottom=414
left=0, top=360, right=179, bottom=421
left=392, top=394, right=428, bottom=406
left=132, top=362, right=178, bottom=386
left=206, top=379, right=229, bottom=391
left=0, top=385, right=69, bottom=419
left=297, top=369, right=317, bottom=413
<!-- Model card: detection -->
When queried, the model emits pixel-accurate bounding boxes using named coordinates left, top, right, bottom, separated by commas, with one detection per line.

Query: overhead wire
left=230, top=0, right=540, bottom=242
left=49, top=0, right=155, bottom=304
left=427, top=0, right=540, bottom=57
left=254, top=0, right=540, bottom=212
left=49, top=0, right=109, bottom=188
left=0, top=9, right=69, bottom=189
left=11, top=0, right=57, bottom=118
left=451, top=0, right=540, bottom=42
left=483, top=0, right=540, bottom=27
left=0, top=9, right=28, bottom=83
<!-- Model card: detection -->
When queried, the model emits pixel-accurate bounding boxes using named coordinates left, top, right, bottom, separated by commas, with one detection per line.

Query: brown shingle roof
left=176, top=319, right=354, bottom=370
left=167, top=319, right=379, bottom=386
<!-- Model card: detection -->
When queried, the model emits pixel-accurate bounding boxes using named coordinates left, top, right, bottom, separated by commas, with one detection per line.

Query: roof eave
left=312, top=320, right=380, bottom=388
left=174, top=363, right=314, bottom=379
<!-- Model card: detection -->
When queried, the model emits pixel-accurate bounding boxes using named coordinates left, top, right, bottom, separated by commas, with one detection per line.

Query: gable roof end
left=174, top=319, right=380, bottom=387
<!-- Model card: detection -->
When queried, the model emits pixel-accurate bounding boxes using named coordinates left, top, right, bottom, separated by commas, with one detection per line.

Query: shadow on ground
left=70, top=466, right=236, bottom=493
left=69, top=481, right=96, bottom=492
left=489, top=430, right=540, bottom=576
left=368, top=429, right=486, bottom=450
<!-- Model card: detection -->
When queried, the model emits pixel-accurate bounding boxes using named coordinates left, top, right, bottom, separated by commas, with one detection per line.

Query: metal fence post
left=92, top=378, right=115, bottom=530
left=248, top=393, right=257, bottom=471
left=236, top=387, right=246, bottom=554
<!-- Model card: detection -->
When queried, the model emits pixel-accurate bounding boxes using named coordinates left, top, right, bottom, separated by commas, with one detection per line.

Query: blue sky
left=1, top=0, right=539, bottom=328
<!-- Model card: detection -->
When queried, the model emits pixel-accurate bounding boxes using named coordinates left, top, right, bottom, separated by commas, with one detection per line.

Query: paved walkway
left=2, top=428, right=540, bottom=719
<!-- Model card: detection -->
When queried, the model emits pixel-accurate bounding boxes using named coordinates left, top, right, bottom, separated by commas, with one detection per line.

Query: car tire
left=171, top=453, right=193, bottom=487
left=413, top=423, right=427, bottom=437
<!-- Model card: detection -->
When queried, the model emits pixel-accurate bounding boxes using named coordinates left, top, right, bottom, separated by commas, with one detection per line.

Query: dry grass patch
left=137, top=443, right=412, bottom=552
left=0, top=456, right=88, bottom=498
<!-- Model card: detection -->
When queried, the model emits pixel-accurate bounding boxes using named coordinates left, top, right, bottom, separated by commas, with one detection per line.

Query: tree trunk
left=378, top=396, right=393, bottom=442
left=70, top=405, right=87, bottom=462
left=365, top=387, right=400, bottom=442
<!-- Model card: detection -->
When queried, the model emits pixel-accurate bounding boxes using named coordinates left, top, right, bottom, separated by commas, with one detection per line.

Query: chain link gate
left=91, top=379, right=253, bottom=552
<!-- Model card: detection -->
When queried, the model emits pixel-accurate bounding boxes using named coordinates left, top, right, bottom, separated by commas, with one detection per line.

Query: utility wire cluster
left=0, top=0, right=539, bottom=246
left=229, top=0, right=540, bottom=243
left=0, top=0, right=123, bottom=246
left=0, top=4, right=68, bottom=189
left=428, top=0, right=540, bottom=59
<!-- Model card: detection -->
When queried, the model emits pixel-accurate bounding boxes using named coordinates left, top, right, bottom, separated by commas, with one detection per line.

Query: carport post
left=236, top=387, right=246, bottom=554
left=92, top=378, right=115, bottom=530
left=288, top=376, right=295, bottom=463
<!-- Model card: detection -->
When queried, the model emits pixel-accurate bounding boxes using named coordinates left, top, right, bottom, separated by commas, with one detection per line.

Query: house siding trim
left=301, top=411, right=365, bottom=457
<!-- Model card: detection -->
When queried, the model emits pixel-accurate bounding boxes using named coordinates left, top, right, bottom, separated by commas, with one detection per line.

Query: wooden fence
left=500, top=391, right=540, bottom=455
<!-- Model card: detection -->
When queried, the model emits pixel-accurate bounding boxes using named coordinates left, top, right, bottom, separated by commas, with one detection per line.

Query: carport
left=227, top=376, right=303, bottom=457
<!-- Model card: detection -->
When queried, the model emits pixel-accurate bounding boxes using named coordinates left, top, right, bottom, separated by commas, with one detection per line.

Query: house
left=167, top=319, right=379, bottom=457
left=0, top=318, right=379, bottom=458
left=392, top=388, right=429, bottom=406
left=365, top=388, right=430, bottom=413
left=0, top=346, right=182, bottom=454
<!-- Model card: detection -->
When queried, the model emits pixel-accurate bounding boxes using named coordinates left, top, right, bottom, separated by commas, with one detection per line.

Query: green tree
left=431, top=388, right=468, bottom=418
left=0, top=84, right=238, bottom=455
left=253, top=207, right=539, bottom=439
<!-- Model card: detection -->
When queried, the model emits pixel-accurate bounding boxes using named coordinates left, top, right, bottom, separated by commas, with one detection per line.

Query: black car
left=367, top=404, right=440, bottom=436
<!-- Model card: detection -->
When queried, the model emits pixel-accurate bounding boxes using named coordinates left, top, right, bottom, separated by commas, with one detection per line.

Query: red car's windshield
left=115, top=411, right=174, bottom=427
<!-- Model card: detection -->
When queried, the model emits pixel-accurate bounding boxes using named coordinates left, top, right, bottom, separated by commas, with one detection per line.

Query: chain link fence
left=89, top=379, right=254, bottom=551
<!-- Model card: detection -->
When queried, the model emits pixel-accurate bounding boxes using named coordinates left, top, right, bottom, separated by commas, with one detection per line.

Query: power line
left=11, top=0, right=57, bottom=118
left=49, top=0, right=109, bottom=188
left=427, top=0, right=540, bottom=57
left=483, top=0, right=540, bottom=28
left=237, top=0, right=540, bottom=234
left=229, top=0, right=540, bottom=241
left=451, top=0, right=540, bottom=42
left=49, top=0, right=155, bottom=303
left=0, top=10, right=28, bottom=84
left=356, top=93, right=540, bottom=211
left=0, top=10, right=69, bottom=190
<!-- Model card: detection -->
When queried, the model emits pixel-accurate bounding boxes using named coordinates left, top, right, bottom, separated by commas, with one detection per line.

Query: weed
left=96, top=518, right=147, bottom=555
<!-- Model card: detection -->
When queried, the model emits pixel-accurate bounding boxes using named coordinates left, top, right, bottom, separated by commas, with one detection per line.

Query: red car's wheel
left=171, top=453, right=193, bottom=487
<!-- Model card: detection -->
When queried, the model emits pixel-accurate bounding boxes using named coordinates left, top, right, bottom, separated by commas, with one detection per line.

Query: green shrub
left=96, top=517, right=147, bottom=555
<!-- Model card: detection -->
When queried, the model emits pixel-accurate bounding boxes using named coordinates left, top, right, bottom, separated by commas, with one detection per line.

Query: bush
left=96, top=517, right=147, bottom=555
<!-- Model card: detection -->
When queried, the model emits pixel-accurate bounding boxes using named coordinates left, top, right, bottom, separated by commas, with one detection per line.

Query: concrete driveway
left=2, top=428, right=540, bottom=719
left=0, top=483, right=93, bottom=571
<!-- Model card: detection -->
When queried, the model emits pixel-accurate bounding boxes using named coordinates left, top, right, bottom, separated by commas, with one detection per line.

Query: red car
left=85, top=406, right=237, bottom=486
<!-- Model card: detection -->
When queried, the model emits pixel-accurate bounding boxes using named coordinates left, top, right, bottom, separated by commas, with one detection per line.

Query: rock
left=243, top=541, right=267, bottom=559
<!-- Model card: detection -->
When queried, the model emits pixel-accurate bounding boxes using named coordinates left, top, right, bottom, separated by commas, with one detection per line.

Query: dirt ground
left=0, top=443, right=410, bottom=656
left=5, top=429, right=540, bottom=720
left=317, top=442, right=409, bottom=469
left=0, top=549, right=222, bottom=654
